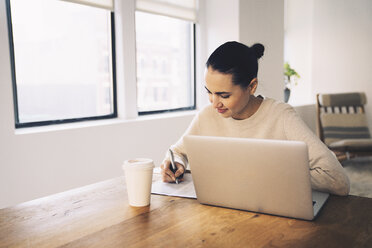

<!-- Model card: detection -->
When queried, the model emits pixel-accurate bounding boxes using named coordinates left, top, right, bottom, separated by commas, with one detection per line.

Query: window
left=7, top=0, right=116, bottom=128
left=135, top=1, right=197, bottom=114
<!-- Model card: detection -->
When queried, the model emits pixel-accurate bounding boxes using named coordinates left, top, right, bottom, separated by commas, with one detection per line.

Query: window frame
left=137, top=20, right=197, bottom=116
left=6, top=0, right=118, bottom=128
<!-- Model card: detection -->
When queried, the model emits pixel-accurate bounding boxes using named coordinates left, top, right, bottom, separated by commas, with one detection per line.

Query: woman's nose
left=211, top=95, right=222, bottom=108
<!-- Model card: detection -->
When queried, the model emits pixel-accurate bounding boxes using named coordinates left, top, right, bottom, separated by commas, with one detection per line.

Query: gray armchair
left=316, top=92, right=372, bottom=161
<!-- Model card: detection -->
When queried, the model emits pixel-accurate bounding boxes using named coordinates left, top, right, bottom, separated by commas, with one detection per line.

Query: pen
left=169, top=149, right=179, bottom=184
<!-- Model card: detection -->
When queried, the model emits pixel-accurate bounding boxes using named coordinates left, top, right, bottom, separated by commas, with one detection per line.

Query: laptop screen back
left=183, top=135, right=315, bottom=220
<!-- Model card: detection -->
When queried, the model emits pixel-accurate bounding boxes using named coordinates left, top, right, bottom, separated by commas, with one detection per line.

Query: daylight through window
left=135, top=11, right=195, bottom=114
left=7, top=0, right=116, bottom=127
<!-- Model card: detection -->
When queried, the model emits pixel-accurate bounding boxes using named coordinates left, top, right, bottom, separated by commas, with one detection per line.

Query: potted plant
left=284, top=62, right=300, bottom=103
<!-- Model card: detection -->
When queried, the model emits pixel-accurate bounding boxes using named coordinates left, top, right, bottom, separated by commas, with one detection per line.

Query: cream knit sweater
left=167, top=98, right=350, bottom=196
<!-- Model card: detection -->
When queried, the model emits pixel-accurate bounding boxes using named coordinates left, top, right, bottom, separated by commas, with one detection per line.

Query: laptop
left=183, top=135, right=329, bottom=220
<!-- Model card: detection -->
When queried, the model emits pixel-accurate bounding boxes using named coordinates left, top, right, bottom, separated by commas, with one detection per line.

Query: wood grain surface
left=1, top=176, right=371, bottom=248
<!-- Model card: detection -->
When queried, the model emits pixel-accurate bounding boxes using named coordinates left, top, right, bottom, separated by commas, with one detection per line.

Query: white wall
left=204, top=0, right=240, bottom=55
left=285, top=0, right=372, bottom=130
left=312, top=0, right=372, bottom=130
left=284, top=0, right=314, bottom=106
left=239, top=0, right=285, bottom=101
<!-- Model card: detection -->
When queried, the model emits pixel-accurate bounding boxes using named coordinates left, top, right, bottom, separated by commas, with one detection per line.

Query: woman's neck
left=232, top=95, right=263, bottom=120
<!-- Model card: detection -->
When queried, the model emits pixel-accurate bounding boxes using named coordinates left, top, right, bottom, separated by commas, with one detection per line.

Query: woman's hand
left=160, top=160, right=185, bottom=183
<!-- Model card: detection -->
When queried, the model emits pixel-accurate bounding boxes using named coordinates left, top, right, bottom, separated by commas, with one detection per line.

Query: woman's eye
left=221, top=95, right=230, bottom=99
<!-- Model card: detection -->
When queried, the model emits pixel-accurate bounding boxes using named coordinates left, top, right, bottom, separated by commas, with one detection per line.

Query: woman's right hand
left=160, top=160, right=185, bottom=183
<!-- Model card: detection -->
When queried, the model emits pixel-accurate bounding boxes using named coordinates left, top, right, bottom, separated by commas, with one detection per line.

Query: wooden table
left=1, top=176, right=372, bottom=248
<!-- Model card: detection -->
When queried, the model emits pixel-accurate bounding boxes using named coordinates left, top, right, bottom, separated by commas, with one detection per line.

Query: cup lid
left=122, top=158, right=155, bottom=170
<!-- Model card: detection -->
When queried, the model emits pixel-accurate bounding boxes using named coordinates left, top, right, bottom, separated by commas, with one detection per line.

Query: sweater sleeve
left=283, top=107, right=350, bottom=196
left=162, top=112, right=201, bottom=169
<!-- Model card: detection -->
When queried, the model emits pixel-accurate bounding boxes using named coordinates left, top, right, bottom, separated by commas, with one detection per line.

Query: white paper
left=151, top=168, right=196, bottom=199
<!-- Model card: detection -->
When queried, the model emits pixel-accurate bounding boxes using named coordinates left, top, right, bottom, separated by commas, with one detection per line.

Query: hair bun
left=251, top=43, right=265, bottom=59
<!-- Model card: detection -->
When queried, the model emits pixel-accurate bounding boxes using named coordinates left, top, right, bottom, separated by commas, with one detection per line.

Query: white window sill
left=14, top=110, right=198, bottom=135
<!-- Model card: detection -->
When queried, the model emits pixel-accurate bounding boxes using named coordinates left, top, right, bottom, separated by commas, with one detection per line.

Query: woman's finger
left=161, top=160, right=176, bottom=182
left=174, top=163, right=185, bottom=178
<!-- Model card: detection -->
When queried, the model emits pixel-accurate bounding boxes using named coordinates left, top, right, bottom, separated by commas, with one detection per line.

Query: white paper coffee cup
left=122, top=158, right=155, bottom=207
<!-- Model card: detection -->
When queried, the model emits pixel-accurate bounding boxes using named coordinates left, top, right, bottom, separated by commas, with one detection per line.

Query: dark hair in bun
left=206, top=41, right=265, bottom=88
left=251, top=43, right=265, bottom=59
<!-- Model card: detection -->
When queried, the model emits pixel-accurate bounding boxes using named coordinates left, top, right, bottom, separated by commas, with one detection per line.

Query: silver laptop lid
left=184, top=135, right=315, bottom=220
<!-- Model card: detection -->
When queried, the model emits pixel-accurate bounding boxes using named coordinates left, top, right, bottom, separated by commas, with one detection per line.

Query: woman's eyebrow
left=204, top=86, right=231, bottom=94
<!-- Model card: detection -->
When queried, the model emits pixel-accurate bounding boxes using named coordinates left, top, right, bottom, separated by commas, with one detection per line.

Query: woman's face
left=204, top=67, right=257, bottom=120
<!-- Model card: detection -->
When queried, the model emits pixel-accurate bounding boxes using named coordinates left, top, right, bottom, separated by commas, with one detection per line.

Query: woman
left=161, top=41, right=350, bottom=196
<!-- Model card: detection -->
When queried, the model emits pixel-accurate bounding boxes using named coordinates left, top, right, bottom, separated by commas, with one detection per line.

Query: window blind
left=136, top=0, right=197, bottom=22
left=60, top=0, right=114, bottom=11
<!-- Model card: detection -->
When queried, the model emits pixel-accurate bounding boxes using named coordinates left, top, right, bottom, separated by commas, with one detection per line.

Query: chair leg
left=333, top=150, right=348, bottom=162
left=337, top=153, right=348, bottom=162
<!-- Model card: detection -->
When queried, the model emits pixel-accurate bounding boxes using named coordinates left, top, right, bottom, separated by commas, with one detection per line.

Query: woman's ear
left=248, top=78, right=258, bottom=94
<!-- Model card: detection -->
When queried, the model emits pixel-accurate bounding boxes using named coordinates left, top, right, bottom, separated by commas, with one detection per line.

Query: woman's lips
left=217, top=108, right=227, bottom=113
